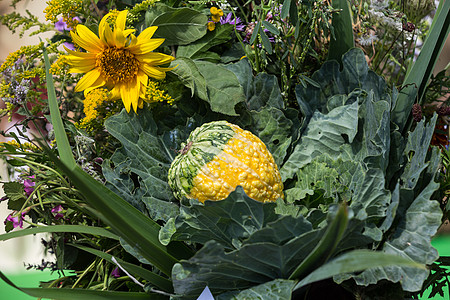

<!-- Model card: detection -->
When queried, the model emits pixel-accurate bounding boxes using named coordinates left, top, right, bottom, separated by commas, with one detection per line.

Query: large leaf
left=224, top=58, right=285, bottom=111
left=171, top=59, right=246, bottom=116
left=296, top=48, right=391, bottom=119
left=164, top=187, right=279, bottom=250
left=334, top=173, right=442, bottom=291
left=104, top=109, right=183, bottom=222
left=171, top=207, right=346, bottom=297
left=176, top=24, right=234, bottom=60
left=216, top=279, right=296, bottom=300
left=195, top=60, right=246, bottom=116
left=145, top=3, right=208, bottom=46
left=248, top=107, right=293, bottom=167
left=171, top=57, right=208, bottom=100
left=295, top=250, right=425, bottom=290
left=334, top=119, right=442, bottom=292
left=280, top=101, right=359, bottom=180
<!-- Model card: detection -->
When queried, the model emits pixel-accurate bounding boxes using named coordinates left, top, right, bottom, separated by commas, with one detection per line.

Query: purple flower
left=23, top=176, right=35, bottom=197
left=111, top=267, right=121, bottom=278
left=55, top=18, right=70, bottom=32
left=4, top=212, right=25, bottom=229
left=54, top=17, right=81, bottom=32
left=220, top=13, right=245, bottom=31
left=51, top=205, right=64, bottom=220
left=63, top=42, right=76, bottom=51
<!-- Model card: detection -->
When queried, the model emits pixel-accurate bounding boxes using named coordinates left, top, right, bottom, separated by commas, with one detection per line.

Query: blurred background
left=0, top=0, right=54, bottom=283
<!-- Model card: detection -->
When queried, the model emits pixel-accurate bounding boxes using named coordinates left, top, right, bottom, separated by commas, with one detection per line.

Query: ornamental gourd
left=168, top=121, right=284, bottom=203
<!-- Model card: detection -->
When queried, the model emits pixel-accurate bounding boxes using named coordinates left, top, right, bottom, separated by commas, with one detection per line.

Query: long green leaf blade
left=294, top=250, right=426, bottom=290
left=71, top=244, right=174, bottom=293
left=0, top=271, right=164, bottom=300
left=42, top=47, right=76, bottom=167
left=44, top=155, right=180, bottom=276
left=391, top=0, right=450, bottom=132
left=289, top=203, right=349, bottom=280
left=0, top=225, right=119, bottom=241
left=327, top=0, right=355, bottom=65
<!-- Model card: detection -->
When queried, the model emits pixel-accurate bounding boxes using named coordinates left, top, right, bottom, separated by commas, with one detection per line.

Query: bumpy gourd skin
left=168, top=121, right=284, bottom=203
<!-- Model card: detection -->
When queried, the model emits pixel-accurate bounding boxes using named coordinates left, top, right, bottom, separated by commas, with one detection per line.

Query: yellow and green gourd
left=168, top=120, right=284, bottom=203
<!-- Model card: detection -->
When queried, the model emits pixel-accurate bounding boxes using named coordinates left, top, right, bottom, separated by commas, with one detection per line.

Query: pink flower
left=51, top=205, right=64, bottom=220
left=4, top=212, right=26, bottom=229
left=23, top=176, right=35, bottom=197
left=111, top=267, right=121, bottom=278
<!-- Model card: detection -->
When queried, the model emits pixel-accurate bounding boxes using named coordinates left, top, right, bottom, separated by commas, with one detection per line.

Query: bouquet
left=0, top=0, right=449, bottom=298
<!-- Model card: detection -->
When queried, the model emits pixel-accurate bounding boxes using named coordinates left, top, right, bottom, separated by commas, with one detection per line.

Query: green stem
left=9, top=156, right=70, bottom=187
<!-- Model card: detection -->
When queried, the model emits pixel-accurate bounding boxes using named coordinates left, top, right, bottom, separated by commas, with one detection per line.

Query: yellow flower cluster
left=143, top=80, right=174, bottom=105
left=128, top=0, right=159, bottom=23
left=81, top=88, right=110, bottom=124
left=76, top=88, right=123, bottom=135
left=44, top=0, right=84, bottom=29
left=1, top=140, right=39, bottom=152
left=0, top=44, right=43, bottom=73
left=0, top=102, right=14, bottom=121
left=208, top=7, right=223, bottom=31
left=50, top=56, right=69, bottom=76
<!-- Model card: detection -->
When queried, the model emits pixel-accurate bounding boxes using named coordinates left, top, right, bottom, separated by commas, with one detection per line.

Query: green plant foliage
left=278, top=48, right=442, bottom=293
left=327, top=0, right=354, bottom=65
left=176, top=24, right=234, bottom=61
left=161, top=187, right=279, bottom=250
left=103, top=109, right=184, bottom=222
left=295, top=250, right=425, bottom=290
left=216, top=279, right=296, bottom=300
left=145, top=3, right=208, bottom=46
left=224, top=59, right=285, bottom=111
left=170, top=58, right=246, bottom=116
left=1, top=1, right=447, bottom=299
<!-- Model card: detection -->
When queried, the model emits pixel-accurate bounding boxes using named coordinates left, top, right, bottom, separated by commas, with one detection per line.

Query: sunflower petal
left=64, top=48, right=98, bottom=59
left=137, top=26, right=158, bottom=41
left=128, top=38, right=165, bottom=54
left=123, top=29, right=136, bottom=38
left=115, top=10, right=128, bottom=31
left=137, top=71, right=148, bottom=86
left=118, top=84, right=132, bottom=112
left=75, top=69, right=104, bottom=92
left=73, top=25, right=103, bottom=52
left=109, top=87, right=121, bottom=100
left=137, top=52, right=175, bottom=66
left=139, top=64, right=169, bottom=80
left=100, top=21, right=114, bottom=47
left=113, top=28, right=127, bottom=48
left=68, top=64, right=95, bottom=73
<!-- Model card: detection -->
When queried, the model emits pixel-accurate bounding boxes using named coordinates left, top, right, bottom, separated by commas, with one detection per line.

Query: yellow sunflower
left=64, top=10, right=175, bottom=113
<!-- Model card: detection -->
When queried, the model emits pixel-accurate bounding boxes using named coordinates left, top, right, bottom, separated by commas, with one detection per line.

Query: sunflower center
left=97, top=47, right=139, bottom=84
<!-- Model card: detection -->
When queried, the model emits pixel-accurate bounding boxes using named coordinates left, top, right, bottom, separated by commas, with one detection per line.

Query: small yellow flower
left=82, top=88, right=110, bottom=123
left=64, top=10, right=175, bottom=113
left=143, top=80, right=174, bottom=105
left=207, top=21, right=216, bottom=31
left=210, top=7, right=223, bottom=23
